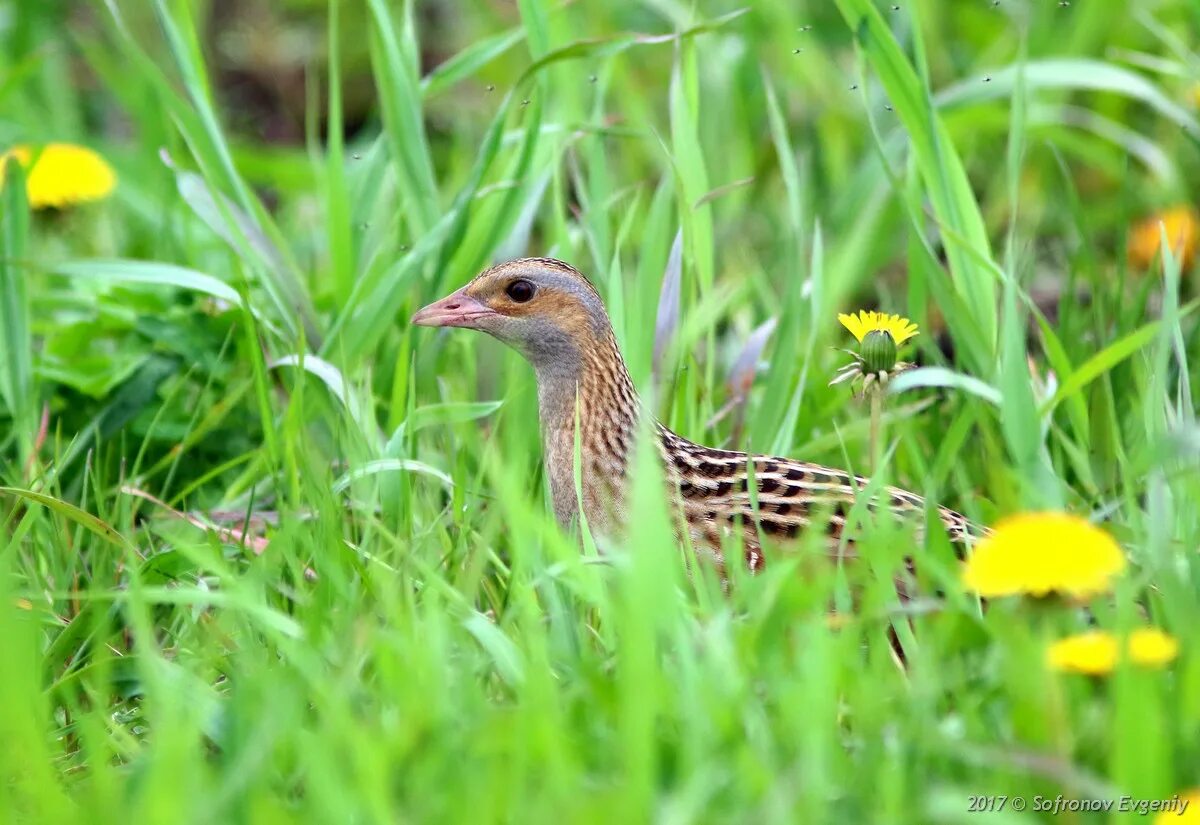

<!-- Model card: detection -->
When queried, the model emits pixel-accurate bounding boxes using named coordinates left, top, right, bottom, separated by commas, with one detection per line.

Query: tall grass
left=2, top=0, right=1200, bottom=821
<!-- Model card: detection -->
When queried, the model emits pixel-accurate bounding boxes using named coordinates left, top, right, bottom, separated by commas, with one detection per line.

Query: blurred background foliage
left=5, top=0, right=1200, bottom=487
left=3, top=0, right=1200, bottom=820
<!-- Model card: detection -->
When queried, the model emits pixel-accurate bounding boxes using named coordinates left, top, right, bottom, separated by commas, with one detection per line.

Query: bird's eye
left=506, top=279, right=535, bottom=303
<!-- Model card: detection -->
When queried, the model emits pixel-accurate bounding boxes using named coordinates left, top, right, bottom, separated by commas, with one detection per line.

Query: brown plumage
left=413, top=257, right=983, bottom=572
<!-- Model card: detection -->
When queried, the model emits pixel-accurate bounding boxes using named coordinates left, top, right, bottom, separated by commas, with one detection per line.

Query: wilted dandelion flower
left=1047, top=628, right=1179, bottom=675
left=1129, top=205, right=1198, bottom=271
left=831, top=310, right=919, bottom=390
left=962, top=512, right=1126, bottom=598
left=0, top=143, right=116, bottom=209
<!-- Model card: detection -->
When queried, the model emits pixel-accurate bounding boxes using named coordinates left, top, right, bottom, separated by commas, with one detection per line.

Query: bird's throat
left=532, top=333, right=639, bottom=534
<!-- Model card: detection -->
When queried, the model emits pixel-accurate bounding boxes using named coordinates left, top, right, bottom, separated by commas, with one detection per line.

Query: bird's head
left=411, top=258, right=613, bottom=370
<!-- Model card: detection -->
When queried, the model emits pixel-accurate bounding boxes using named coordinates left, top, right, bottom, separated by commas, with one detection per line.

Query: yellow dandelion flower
left=961, top=512, right=1126, bottom=598
left=1129, top=205, right=1198, bottom=271
left=0, top=143, right=116, bottom=209
left=1128, top=627, right=1181, bottom=665
left=1048, top=628, right=1180, bottom=675
left=1047, top=631, right=1116, bottom=675
left=837, top=310, right=919, bottom=346
left=1154, top=789, right=1200, bottom=824
left=831, top=310, right=919, bottom=390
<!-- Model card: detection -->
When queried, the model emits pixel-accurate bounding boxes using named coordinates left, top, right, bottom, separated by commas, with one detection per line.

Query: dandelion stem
left=869, top=386, right=883, bottom=471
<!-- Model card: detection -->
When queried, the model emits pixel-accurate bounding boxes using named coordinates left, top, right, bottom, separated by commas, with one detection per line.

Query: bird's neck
left=533, top=332, right=639, bottom=532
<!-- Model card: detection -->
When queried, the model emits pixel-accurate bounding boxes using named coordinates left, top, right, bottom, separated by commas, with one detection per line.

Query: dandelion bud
left=833, top=309, right=918, bottom=390
left=861, top=329, right=897, bottom=375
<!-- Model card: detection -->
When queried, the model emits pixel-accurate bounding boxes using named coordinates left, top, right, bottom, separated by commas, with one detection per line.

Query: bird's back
left=656, top=424, right=980, bottom=571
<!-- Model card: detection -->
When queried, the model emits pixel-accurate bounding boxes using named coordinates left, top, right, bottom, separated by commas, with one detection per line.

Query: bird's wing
left=657, top=426, right=984, bottom=560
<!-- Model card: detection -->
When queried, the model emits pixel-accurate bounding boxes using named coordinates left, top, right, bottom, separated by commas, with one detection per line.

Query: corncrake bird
left=413, top=257, right=984, bottom=574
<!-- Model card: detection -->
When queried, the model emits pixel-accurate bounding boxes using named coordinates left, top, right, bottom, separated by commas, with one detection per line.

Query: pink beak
left=410, top=288, right=497, bottom=328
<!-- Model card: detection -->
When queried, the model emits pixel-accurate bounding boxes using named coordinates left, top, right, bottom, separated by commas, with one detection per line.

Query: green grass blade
left=1040, top=302, right=1198, bottom=418
left=936, top=58, right=1200, bottom=136
left=324, top=0, right=354, bottom=307
left=421, top=27, right=525, bottom=99
left=365, top=0, right=440, bottom=234
left=835, top=0, right=998, bottom=356
left=0, top=159, right=32, bottom=461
